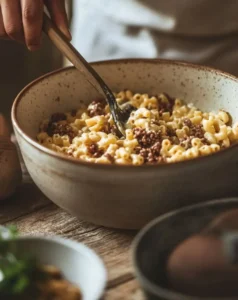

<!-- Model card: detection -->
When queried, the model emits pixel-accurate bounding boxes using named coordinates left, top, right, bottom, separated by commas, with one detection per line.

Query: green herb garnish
left=0, top=226, right=82, bottom=300
left=0, top=225, right=38, bottom=297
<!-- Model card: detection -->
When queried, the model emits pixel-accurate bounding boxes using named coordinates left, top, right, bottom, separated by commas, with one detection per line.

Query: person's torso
left=72, top=0, right=238, bottom=75
left=86, top=0, right=238, bottom=37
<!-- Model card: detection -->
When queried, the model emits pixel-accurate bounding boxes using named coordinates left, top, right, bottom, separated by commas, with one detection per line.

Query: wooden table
left=0, top=147, right=144, bottom=300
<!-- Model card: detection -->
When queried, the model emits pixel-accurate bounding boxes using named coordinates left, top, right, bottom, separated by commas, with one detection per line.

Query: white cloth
left=71, top=0, right=238, bottom=75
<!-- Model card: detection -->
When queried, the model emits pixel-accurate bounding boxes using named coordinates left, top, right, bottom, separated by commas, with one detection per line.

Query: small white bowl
left=10, top=235, right=107, bottom=300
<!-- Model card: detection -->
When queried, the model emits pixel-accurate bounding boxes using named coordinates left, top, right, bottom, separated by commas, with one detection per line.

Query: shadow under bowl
left=133, top=197, right=238, bottom=300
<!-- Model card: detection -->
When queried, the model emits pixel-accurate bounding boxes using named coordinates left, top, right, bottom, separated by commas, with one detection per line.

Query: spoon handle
left=42, top=12, right=125, bottom=136
left=43, top=13, right=104, bottom=93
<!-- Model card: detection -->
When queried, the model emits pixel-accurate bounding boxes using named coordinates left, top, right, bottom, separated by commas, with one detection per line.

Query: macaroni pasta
left=37, top=91, right=238, bottom=165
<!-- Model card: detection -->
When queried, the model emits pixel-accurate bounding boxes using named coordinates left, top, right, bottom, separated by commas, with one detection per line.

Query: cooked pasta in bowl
left=11, top=59, right=238, bottom=229
left=37, top=91, right=238, bottom=165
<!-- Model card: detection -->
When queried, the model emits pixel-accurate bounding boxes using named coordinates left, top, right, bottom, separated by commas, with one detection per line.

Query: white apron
left=71, top=0, right=238, bottom=75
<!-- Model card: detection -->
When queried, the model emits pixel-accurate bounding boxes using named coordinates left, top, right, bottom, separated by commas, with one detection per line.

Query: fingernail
left=67, top=29, right=72, bottom=41
left=60, top=26, right=72, bottom=41
left=28, top=44, right=40, bottom=51
left=27, top=36, right=42, bottom=51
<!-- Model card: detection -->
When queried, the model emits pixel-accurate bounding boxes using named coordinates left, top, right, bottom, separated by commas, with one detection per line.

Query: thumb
left=44, top=0, right=71, bottom=40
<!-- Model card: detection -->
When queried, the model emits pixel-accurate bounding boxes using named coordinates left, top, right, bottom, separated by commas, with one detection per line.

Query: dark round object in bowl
left=132, top=198, right=238, bottom=300
left=167, top=234, right=238, bottom=298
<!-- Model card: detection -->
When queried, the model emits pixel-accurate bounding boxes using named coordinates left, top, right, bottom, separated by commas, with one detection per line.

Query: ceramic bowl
left=132, top=197, right=238, bottom=300
left=6, top=235, right=107, bottom=300
left=11, top=59, right=238, bottom=229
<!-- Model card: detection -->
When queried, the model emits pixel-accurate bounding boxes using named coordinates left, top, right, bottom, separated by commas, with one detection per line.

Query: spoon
left=42, top=12, right=134, bottom=137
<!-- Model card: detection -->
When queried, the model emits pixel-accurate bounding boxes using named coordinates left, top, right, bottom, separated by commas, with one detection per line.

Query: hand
left=0, top=0, right=71, bottom=51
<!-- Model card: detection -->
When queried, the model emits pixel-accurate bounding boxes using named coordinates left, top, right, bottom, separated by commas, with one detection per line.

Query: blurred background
left=0, top=2, right=71, bottom=123
left=1, top=0, right=238, bottom=123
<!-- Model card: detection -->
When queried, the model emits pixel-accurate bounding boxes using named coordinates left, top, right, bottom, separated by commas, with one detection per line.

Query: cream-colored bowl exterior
left=12, top=59, right=238, bottom=229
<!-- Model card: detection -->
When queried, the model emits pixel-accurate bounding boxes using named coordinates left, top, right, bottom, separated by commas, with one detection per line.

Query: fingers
left=45, top=0, right=71, bottom=40
left=0, top=0, right=71, bottom=50
left=20, top=0, right=44, bottom=51
left=0, top=0, right=24, bottom=42
left=0, top=7, right=7, bottom=39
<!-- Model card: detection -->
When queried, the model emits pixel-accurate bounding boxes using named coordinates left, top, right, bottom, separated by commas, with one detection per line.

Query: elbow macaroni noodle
left=37, top=91, right=238, bottom=165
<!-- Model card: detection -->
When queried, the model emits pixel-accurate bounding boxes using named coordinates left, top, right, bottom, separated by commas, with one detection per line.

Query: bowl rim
left=11, top=235, right=107, bottom=299
left=11, top=58, right=238, bottom=170
left=132, top=197, right=238, bottom=300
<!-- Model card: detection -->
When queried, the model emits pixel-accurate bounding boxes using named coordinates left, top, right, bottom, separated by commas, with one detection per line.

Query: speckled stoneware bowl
left=133, top=198, right=238, bottom=300
left=11, top=59, right=238, bottom=229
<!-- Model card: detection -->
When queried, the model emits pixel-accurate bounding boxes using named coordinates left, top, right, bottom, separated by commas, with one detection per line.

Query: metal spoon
left=42, top=12, right=134, bottom=137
